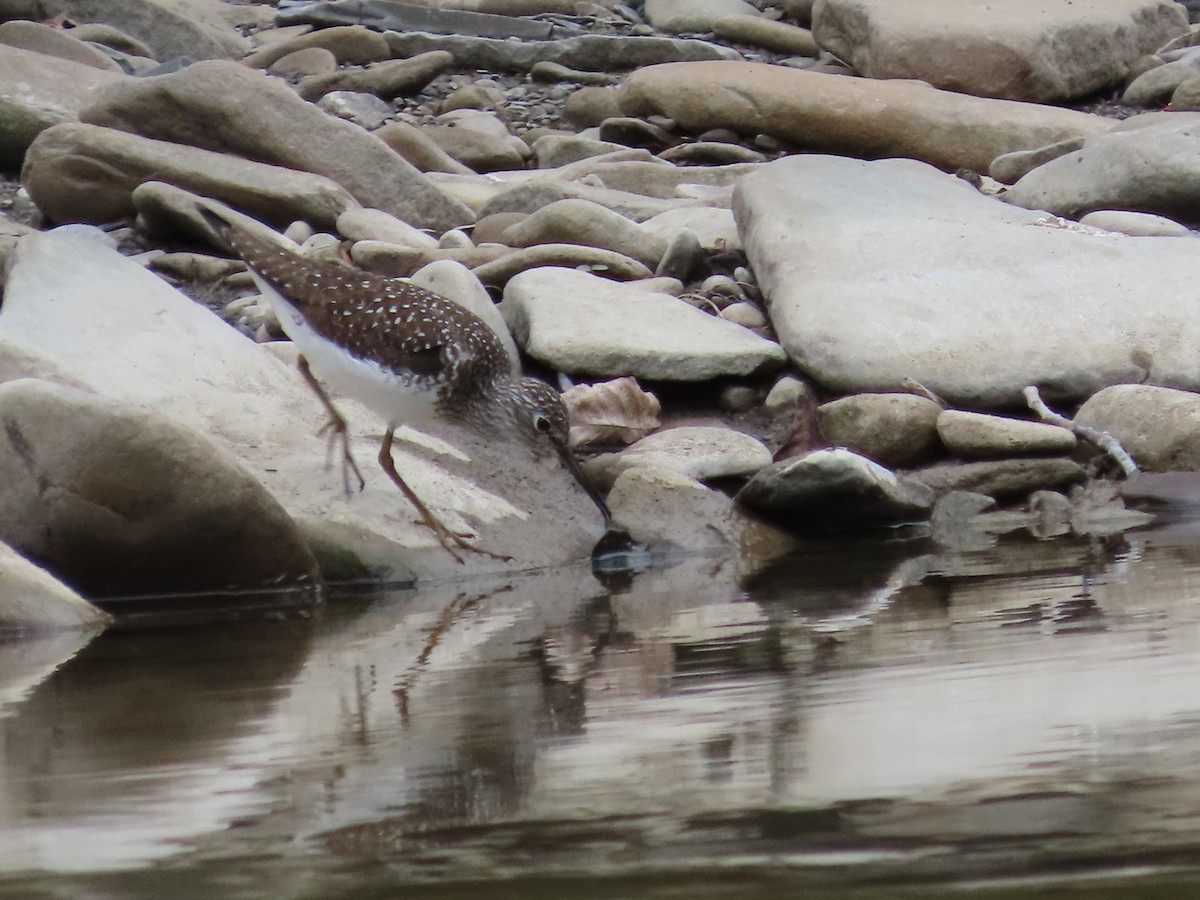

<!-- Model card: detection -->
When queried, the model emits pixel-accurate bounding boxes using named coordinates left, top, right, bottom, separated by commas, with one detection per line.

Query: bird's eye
left=532, top=412, right=552, bottom=434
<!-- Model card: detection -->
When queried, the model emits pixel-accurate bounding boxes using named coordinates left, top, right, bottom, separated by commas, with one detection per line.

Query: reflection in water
left=7, top=526, right=1200, bottom=895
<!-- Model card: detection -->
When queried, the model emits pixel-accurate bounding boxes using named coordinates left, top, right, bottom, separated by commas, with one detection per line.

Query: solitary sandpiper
left=198, top=205, right=611, bottom=563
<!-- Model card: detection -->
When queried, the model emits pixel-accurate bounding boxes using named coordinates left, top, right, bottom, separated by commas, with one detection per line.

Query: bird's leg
left=378, top=427, right=512, bottom=564
left=297, top=355, right=365, bottom=494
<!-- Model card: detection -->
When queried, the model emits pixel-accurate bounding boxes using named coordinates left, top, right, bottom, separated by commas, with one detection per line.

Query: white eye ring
left=532, top=412, right=552, bottom=433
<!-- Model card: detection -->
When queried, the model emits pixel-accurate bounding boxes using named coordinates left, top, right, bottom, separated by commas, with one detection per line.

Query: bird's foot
left=317, top=416, right=365, bottom=494
left=421, top=512, right=512, bottom=565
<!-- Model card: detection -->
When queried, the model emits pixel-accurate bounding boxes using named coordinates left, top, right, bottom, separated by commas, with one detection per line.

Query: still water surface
left=7, top=514, right=1200, bottom=898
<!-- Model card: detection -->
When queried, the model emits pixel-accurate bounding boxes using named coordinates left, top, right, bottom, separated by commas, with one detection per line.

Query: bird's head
left=509, top=378, right=610, bottom=524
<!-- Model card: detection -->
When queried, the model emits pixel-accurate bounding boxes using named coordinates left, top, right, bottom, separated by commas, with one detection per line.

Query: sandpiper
left=198, top=205, right=610, bottom=563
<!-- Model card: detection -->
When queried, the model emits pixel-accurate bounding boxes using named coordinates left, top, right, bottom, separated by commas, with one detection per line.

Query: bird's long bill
left=557, top=442, right=611, bottom=525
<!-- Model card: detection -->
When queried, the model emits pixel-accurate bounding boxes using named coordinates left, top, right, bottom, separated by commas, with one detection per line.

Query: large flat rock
left=619, top=61, right=1112, bottom=174
left=733, top=155, right=1200, bottom=408
left=813, top=0, right=1187, bottom=103
left=0, top=228, right=605, bottom=581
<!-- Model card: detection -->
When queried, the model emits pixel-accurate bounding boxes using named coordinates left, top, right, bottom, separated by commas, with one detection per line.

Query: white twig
left=1023, top=386, right=1139, bottom=477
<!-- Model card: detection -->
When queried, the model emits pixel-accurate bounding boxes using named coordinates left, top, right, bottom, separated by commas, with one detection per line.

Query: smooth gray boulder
left=607, top=465, right=797, bottom=558
left=0, top=378, right=320, bottom=598
left=501, top=267, right=787, bottom=379
left=736, top=448, right=935, bottom=530
left=813, top=0, right=1187, bottom=102
left=937, top=410, right=1077, bottom=459
left=1004, top=115, right=1200, bottom=225
left=21, top=123, right=358, bottom=228
left=620, top=61, right=1112, bottom=174
left=0, top=44, right=126, bottom=169
left=1075, top=384, right=1200, bottom=471
left=909, top=458, right=1087, bottom=499
left=734, top=154, right=1200, bottom=407
left=817, top=393, right=943, bottom=468
left=584, top=426, right=773, bottom=490
left=58, top=0, right=250, bottom=61
left=80, top=60, right=474, bottom=232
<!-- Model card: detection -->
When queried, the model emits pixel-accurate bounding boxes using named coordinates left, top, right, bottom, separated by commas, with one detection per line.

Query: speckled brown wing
left=205, top=212, right=510, bottom=393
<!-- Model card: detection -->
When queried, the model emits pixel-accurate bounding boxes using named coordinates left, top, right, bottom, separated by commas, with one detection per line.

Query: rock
left=147, top=251, right=244, bottom=282
left=80, top=60, right=474, bottom=232
left=817, top=393, right=944, bottom=468
left=268, top=46, right=339, bottom=78
left=0, top=44, right=126, bottom=169
left=736, top=447, right=935, bottom=530
left=654, top=228, right=705, bottom=280
left=1079, top=209, right=1192, bottom=236
left=734, top=154, right=1200, bottom=408
left=1123, top=50, right=1200, bottom=105
left=1074, top=384, right=1200, bottom=471
left=607, top=465, right=796, bottom=556
left=989, top=137, right=1085, bottom=184
left=298, top=51, right=454, bottom=102
left=712, top=16, right=819, bottom=56
left=337, top=207, right=438, bottom=249
left=315, top=91, right=394, bottom=130
left=419, top=123, right=528, bottom=173
left=0, top=19, right=123, bottom=70
left=472, top=244, right=653, bottom=286
left=0, top=539, right=111, bottom=632
left=584, top=425, right=773, bottom=490
left=565, top=86, right=623, bottom=128
left=598, top=116, right=680, bottom=152
left=1004, top=114, right=1200, bottom=225
left=0, top=0, right=62, bottom=22
left=501, top=198, right=669, bottom=269
left=658, top=142, right=767, bottom=165
left=243, top=24, right=390, bottom=68
left=22, top=124, right=358, bottom=228
left=813, top=0, right=1187, bottom=103
left=0, top=377, right=320, bottom=597
left=477, top=177, right=712, bottom=223
left=66, top=23, right=156, bottom=59
left=409, top=258, right=520, bottom=371
left=645, top=0, right=760, bottom=34
left=0, top=227, right=603, bottom=580
left=936, top=410, right=1077, bottom=458
left=374, top=121, right=476, bottom=175
left=501, top=267, right=787, bottom=378
left=57, top=0, right=250, bottom=61
left=530, top=60, right=622, bottom=85
left=640, top=206, right=741, bottom=251
left=0, top=214, right=34, bottom=276
left=471, top=211, right=525, bottom=244
left=1171, top=73, right=1200, bottom=109
left=277, top=0, right=561, bottom=40
left=383, top=31, right=740, bottom=74
left=533, top=134, right=628, bottom=167
left=620, top=61, right=1112, bottom=174
left=908, top=458, right=1087, bottom=499
left=349, top=240, right=508, bottom=277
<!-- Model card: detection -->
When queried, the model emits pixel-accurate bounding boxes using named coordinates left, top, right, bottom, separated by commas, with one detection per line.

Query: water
left=7, top=515, right=1200, bottom=898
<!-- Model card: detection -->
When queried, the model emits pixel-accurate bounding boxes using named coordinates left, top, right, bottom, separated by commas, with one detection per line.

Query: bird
left=196, top=204, right=611, bottom=564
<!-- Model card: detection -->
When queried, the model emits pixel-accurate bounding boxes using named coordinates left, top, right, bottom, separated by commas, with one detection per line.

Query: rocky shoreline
left=1, top=0, right=1199, bottom=630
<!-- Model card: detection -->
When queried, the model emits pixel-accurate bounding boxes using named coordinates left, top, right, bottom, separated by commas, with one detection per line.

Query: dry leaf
left=562, top=377, right=661, bottom=449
